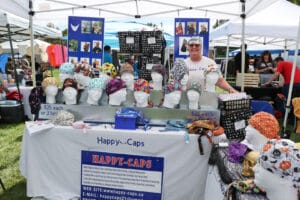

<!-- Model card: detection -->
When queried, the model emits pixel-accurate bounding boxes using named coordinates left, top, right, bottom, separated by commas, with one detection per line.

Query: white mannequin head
left=109, top=88, right=127, bottom=105
left=45, top=85, right=58, bottom=104
left=121, top=72, right=134, bottom=90
left=180, top=74, right=189, bottom=90
left=204, top=67, right=221, bottom=92
left=253, top=139, right=300, bottom=200
left=42, top=77, right=59, bottom=104
left=75, top=73, right=91, bottom=88
left=87, top=88, right=103, bottom=105
left=63, top=87, right=78, bottom=105
left=241, top=125, right=269, bottom=151
left=134, top=91, right=149, bottom=108
left=187, top=90, right=200, bottom=110
left=59, top=73, right=73, bottom=84
left=151, top=71, right=163, bottom=90
left=163, top=91, right=181, bottom=108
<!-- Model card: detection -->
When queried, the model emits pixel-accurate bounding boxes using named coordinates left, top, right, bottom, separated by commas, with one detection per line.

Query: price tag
left=126, top=37, right=134, bottom=44
left=148, top=37, right=156, bottom=44
left=234, top=120, right=246, bottom=130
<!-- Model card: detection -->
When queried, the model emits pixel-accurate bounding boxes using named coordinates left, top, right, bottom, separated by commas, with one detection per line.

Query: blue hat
left=59, top=62, right=75, bottom=75
left=88, top=78, right=108, bottom=90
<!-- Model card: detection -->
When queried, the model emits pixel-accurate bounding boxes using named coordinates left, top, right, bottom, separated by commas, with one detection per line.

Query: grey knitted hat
left=170, top=59, right=188, bottom=82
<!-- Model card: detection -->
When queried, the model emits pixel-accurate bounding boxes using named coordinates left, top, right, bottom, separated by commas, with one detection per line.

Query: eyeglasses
left=189, top=44, right=200, bottom=47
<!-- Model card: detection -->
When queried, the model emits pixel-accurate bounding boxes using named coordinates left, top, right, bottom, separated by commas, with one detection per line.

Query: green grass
left=0, top=122, right=30, bottom=200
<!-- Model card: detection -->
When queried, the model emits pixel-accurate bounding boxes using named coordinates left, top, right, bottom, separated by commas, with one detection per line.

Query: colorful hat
left=151, top=64, right=166, bottom=76
left=42, top=77, right=58, bottom=88
left=258, top=139, right=300, bottom=188
left=120, top=63, right=134, bottom=76
left=134, top=79, right=150, bottom=94
left=59, top=62, right=75, bottom=75
left=165, top=79, right=181, bottom=94
left=100, top=62, right=117, bottom=78
left=248, top=112, right=280, bottom=139
left=62, top=78, right=78, bottom=91
left=105, top=78, right=126, bottom=95
left=88, top=78, right=108, bottom=90
left=186, top=79, right=201, bottom=94
left=170, top=59, right=188, bottom=82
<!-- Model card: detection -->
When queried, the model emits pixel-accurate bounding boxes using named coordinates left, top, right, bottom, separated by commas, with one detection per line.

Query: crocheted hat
left=258, top=139, right=300, bottom=188
left=88, top=78, right=108, bottom=90
left=248, top=112, right=280, bottom=139
left=165, top=79, right=181, bottom=94
left=59, top=62, right=75, bottom=75
left=42, top=77, right=58, bottom=88
left=100, top=62, right=117, bottom=78
left=105, top=78, right=126, bottom=95
left=151, top=64, right=166, bottom=76
left=134, top=79, right=150, bottom=94
left=170, top=59, right=188, bottom=82
left=120, top=63, right=134, bottom=76
left=52, top=110, right=75, bottom=126
left=62, top=78, right=78, bottom=91
left=188, top=36, right=202, bottom=45
left=186, top=79, right=201, bottom=94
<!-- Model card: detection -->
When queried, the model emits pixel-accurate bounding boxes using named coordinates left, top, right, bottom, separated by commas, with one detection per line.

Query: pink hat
left=105, top=78, right=126, bottom=95
left=134, top=79, right=150, bottom=94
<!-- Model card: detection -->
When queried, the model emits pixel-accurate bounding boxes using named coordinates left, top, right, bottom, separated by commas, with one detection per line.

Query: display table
left=20, top=125, right=212, bottom=200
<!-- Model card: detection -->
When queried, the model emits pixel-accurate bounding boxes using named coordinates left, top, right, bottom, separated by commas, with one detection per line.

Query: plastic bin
left=0, top=100, right=25, bottom=123
left=115, top=113, right=137, bottom=130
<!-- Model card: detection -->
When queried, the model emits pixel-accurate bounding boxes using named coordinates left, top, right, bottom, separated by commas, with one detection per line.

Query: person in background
left=234, top=44, right=250, bottom=74
left=263, top=56, right=300, bottom=99
left=255, top=50, right=275, bottom=74
left=0, top=79, right=9, bottom=100
left=184, top=36, right=238, bottom=93
left=5, top=57, right=14, bottom=81
left=103, top=45, right=112, bottom=64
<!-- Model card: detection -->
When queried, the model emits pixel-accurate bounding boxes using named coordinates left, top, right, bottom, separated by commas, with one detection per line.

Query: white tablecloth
left=20, top=125, right=212, bottom=200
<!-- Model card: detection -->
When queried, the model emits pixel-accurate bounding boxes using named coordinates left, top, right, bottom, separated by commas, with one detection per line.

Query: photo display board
left=68, top=16, right=105, bottom=66
left=174, top=18, right=210, bottom=60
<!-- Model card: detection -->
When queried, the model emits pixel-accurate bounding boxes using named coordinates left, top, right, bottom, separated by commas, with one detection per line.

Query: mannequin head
left=171, top=59, right=189, bottom=89
left=42, top=77, right=59, bottom=104
left=204, top=64, right=221, bottom=92
left=253, top=139, right=300, bottom=200
left=120, top=63, right=134, bottom=90
left=134, top=79, right=150, bottom=107
left=187, top=90, right=200, bottom=110
left=62, top=78, right=78, bottom=105
left=151, top=64, right=166, bottom=91
left=106, top=78, right=127, bottom=105
left=87, top=78, right=108, bottom=105
left=163, top=79, right=182, bottom=108
left=242, top=112, right=280, bottom=151
left=59, top=62, right=75, bottom=84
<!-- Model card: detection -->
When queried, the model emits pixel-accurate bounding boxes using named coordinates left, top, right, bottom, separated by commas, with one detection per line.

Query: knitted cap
left=59, top=62, right=75, bottom=75
left=42, top=77, right=58, bottom=88
left=88, top=78, right=107, bottom=90
left=258, top=139, right=300, bottom=188
left=105, top=78, right=126, bottom=95
left=165, top=79, right=181, bottom=94
left=186, top=79, right=201, bottom=94
left=134, top=79, right=150, bottom=94
left=151, top=64, right=166, bottom=76
left=100, top=62, right=117, bottom=78
left=248, top=112, right=279, bottom=139
left=62, top=78, right=78, bottom=91
left=52, top=110, right=75, bottom=126
left=170, top=59, right=188, bottom=82
left=120, top=63, right=134, bottom=76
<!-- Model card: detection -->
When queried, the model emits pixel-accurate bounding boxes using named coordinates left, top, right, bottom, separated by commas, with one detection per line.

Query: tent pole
left=224, top=35, right=230, bottom=80
left=240, top=0, right=246, bottom=92
left=282, top=17, right=300, bottom=135
left=29, top=0, right=36, bottom=87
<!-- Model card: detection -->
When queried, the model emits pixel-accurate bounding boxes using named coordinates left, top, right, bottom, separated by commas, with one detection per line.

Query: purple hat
left=227, top=141, right=248, bottom=163
left=151, top=64, right=166, bottom=76
left=105, top=78, right=127, bottom=95
left=165, top=79, right=181, bottom=94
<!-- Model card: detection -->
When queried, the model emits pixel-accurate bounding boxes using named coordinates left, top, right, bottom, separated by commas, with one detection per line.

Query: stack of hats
left=120, top=63, right=134, bottom=76
left=170, top=59, right=188, bottom=82
left=165, top=79, right=181, bottom=94
left=134, top=79, right=150, bottom=94
left=248, top=111, right=280, bottom=139
left=106, top=78, right=126, bottom=95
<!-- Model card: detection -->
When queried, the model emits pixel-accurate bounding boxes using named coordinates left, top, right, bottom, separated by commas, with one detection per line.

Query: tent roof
left=211, top=0, right=300, bottom=46
left=0, top=11, right=62, bottom=43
